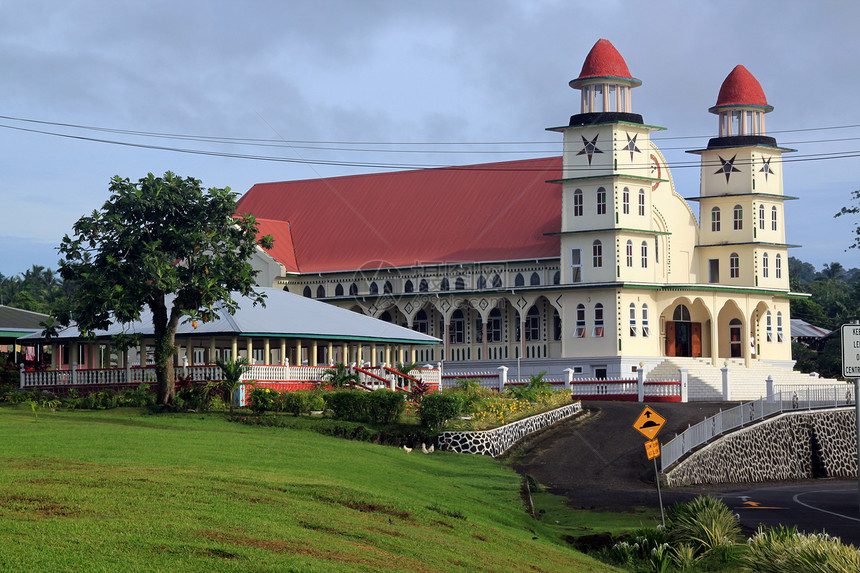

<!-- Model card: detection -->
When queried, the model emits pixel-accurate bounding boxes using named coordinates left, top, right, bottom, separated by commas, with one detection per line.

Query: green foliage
left=54, top=171, right=273, bottom=406
left=215, top=356, right=249, bottom=413
left=324, top=390, right=368, bottom=421
left=248, top=386, right=278, bottom=413
left=419, top=391, right=465, bottom=431
left=0, top=265, right=70, bottom=314
left=835, top=188, right=860, bottom=250
left=667, top=496, right=740, bottom=560
left=454, top=378, right=493, bottom=413
left=745, top=524, right=860, bottom=573
left=506, top=371, right=551, bottom=402
left=366, top=389, right=406, bottom=424
left=174, top=381, right=216, bottom=411
left=322, top=363, right=360, bottom=388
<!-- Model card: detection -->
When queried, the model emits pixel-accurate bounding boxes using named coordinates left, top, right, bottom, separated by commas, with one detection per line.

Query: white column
left=264, top=338, right=271, bottom=365
left=721, top=365, right=730, bottom=401
left=497, top=365, right=508, bottom=392
left=680, top=368, right=688, bottom=403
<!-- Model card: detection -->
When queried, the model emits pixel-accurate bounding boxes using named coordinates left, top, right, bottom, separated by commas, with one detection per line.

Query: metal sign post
left=635, top=407, right=667, bottom=527
left=841, top=323, right=860, bottom=517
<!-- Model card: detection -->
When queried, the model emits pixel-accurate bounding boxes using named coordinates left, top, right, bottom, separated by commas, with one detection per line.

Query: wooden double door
left=665, top=321, right=702, bottom=357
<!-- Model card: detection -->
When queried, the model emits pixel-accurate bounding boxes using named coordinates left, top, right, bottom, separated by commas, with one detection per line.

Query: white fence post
left=71, top=362, right=78, bottom=386
left=721, top=365, right=730, bottom=401
left=766, top=375, right=774, bottom=400
left=564, top=368, right=573, bottom=391
left=19, top=364, right=25, bottom=389
left=637, top=365, right=645, bottom=402
left=497, top=366, right=508, bottom=392
left=679, top=368, right=688, bottom=403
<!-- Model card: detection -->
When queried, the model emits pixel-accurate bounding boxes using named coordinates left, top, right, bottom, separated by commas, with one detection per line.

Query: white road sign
left=842, top=324, right=860, bottom=378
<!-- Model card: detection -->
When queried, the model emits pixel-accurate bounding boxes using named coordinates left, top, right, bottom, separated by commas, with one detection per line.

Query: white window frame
left=593, top=303, right=604, bottom=338
left=623, top=187, right=630, bottom=214
left=730, top=253, right=739, bottom=278
left=733, top=205, right=743, bottom=230
left=642, top=304, right=650, bottom=337
left=573, top=190, right=583, bottom=217
left=626, top=240, right=633, bottom=268
left=638, top=189, right=645, bottom=216
left=777, top=312, right=784, bottom=342
left=641, top=241, right=648, bottom=268
left=571, top=248, right=583, bottom=283
left=766, top=311, right=773, bottom=342
left=592, top=240, right=603, bottom=268
left=574, top=304, right=586, bottom=338
left=596, top=187, right=606, bottom=215
left=711, top=207, right=720, bottom=232
left=629, top=303, right=637, bottom=337
left=762, top=252, right=769, bottom=278
left=772, top=206, right=778, bottom=231
left=776, top=254, right=782, bottom=279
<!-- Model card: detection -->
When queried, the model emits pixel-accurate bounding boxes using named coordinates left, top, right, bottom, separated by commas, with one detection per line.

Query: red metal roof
left=710, top=65, right=772, bottom=112
left=236, top=157, right=562, bottom=274
left=570, top=39, right=641, bottom=87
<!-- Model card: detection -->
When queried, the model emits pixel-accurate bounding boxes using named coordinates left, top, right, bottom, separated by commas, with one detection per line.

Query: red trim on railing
left=381, top=366, right=420, bottom=384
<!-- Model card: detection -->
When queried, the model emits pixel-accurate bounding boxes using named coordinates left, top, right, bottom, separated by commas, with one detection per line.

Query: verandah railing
left=660, top=384, right=856, bottom=472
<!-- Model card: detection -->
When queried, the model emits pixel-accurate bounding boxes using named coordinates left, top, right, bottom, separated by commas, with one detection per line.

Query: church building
left=237, top=39, right=798, bottom=379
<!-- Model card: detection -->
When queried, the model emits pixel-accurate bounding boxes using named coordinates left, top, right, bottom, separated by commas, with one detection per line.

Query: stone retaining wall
left=437, top=402, right=583, bottom=457
left=664, top=408, right=857, bottom=486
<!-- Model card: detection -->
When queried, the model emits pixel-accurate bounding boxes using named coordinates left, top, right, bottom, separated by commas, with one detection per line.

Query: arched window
left=623, top=187, right=630, bottom=214
left=777, top=312, right=784, bottom=342
left=629, top=303, right=637, bottom=336
left=440, top=278, right=449, bottom=291
left=419, top=279, right=429, bottom=292
left=476, top=276, right=487, bottom=290
left=626, top=240, right=633, bottom=268
left=596, top=187, right=606, bottom=215
left=641, top=241, right=648, bottom=268
left=762, top=253, right=769, bottom=278
left=530, top=272, right=540, bottom=286
left=642, top=304, right=650, bottom=337
left=349, top=283, right=358, bottom=296
left=553, top=308, right=561, bottom=341
left=526, top=306, right=541, bottom=341
left=380, top=311, right=392, bottom=323
left=730, top=253, right=739, bottom=278
left=488, top=308, right=502, bottom=342
left=302, top=286, right=312, bottom=298
left=404, top=280, right=413, bottom=293
left=772, top=206, right=778, bottom=231
left=759, top=204, right=765, bottom=230
left=673, top=304, right=691, bottom=322
left=450, top=310, right=465, bottom=344
left=593, top=303, right=604, bottom=337
left=638, top=189, right=645, bottom=216
left=455, top=277, right=465, bottom=290
left=775, top=254, right=782, bottom=279
left=316, top=285, right=325, bottom=298
left=369, top=282, right=379, bottom=295
left=514, top=273, right=525, bottom=287
left=413, top=309, right=428, bottom=333
left=711, top=207, right=721, bottom=232
left=492, top=274, right=502, bottom=288
left=573, top=189, right=583, bottom=217
left=553, top=271, right=560, bottom=285
left=574, top=304, right=586, bottom=338
left=733, top=205, right=743, bottom=230
left=592, top=240, right=603, bottom=268
left=383, top=281, right=393, bottom=294
left=766, top=311, right=773, bottom=342
left=335, top=283, right=344, bottom=296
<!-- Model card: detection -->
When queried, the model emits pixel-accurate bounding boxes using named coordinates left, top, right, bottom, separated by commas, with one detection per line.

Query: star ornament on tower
left=759, top=157, right=774, bottom=181
left=624, top=132, right=641, bottom=162
left=577, top=134, right=603, bottom=165
left=715, top=154, right=741, bottom=183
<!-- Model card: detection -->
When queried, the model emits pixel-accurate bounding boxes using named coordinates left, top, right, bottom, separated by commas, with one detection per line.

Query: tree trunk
left=151, top=295, right=178, bottom=406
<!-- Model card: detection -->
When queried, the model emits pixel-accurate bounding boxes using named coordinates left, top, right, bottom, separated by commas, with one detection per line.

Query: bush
left=419, top=391, right=464, bottom=431
left=248, top=386, right=278, bottom=413
left=175, top=382, right=215, bottom=411
left=667, top=496, right=740, bottom=560
left=280, top=390, right=317, bottom=416
left=119, top=384, right=156, bottom=408
left=366, top=389, right=406, bottom=424
left=325, top=390, right=368, bottom=421
left=744, top=525, right=860, bottom=573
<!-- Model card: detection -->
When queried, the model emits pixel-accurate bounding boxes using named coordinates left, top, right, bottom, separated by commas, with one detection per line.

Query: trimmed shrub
left=248, top=386, right=278, bottom=413
left=419, top=391, right=465, bottom=431
left=366, top=389, right=406, bottom=424
left=325, top=390, right=368, bottom=421
left=281, top=390, right=315, bottom=416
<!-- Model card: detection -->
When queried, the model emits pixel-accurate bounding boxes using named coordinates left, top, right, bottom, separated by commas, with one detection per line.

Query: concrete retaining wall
left=664, top=408, right=857, bottom=486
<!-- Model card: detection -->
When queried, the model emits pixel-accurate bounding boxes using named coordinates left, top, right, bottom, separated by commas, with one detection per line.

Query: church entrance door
left=665, top=304, right=702, bottom=358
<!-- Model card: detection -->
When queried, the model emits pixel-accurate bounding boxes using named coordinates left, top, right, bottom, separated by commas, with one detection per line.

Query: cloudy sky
left=1, top=0, right=858, bottom=277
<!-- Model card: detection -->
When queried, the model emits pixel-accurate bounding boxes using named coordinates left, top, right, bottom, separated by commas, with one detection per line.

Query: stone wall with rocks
left=664, top=408, right=857, bottom=486
left=437, top=402, right=583, bottom=457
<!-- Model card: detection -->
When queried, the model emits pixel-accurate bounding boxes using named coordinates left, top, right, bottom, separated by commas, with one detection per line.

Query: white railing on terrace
left=660, top=384, right=856, bottom=472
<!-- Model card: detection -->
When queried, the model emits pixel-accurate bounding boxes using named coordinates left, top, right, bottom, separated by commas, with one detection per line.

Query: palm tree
left=215, top=356, right=249, bottom=413
left=322, top=363, right=360, bottom=388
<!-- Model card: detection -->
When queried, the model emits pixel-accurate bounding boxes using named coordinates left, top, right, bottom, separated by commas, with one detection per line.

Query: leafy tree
left=835, top=189, right=860, bottom=250
left=55, top=172, right=273, bottom=407
left=322, top=363, right=360, bottom=388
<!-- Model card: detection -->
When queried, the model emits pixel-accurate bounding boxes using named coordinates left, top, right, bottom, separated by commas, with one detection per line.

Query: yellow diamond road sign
left=634, top=406, right=666, bottom=440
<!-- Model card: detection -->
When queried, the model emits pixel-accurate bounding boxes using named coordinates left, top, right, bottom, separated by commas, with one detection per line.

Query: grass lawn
left=0, top=405, right=628, bottom=572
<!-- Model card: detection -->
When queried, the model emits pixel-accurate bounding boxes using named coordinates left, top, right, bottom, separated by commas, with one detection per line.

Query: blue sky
left=1, top=0, right=857, bottom=277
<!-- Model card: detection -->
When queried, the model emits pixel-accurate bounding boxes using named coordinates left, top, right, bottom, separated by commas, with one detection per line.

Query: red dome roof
left=710, top=65, right=772, bottom=112
left=570, top=39, right=641, bottom=88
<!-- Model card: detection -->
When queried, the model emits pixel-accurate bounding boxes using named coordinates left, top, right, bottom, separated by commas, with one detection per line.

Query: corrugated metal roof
left=20, top=288, right=439, bottom=345
left=0, top=305, right=49, bottom=330
left=236, top=157, right=563, bottom=273
left=790, top=318, right=830, bottom=339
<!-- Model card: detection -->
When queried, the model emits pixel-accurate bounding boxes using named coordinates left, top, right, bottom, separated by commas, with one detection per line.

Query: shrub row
left=247, top=387, right=325, bottom=416
left=324, top=389, right=406, bottom=424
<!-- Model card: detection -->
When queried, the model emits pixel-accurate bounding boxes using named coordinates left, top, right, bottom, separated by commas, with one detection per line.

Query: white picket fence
left=660, top=384, right=856, bottom=471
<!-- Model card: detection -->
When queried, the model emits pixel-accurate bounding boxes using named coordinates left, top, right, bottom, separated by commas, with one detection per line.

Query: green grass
left=530, top=490, right=661, bottom=539
left=0, top=405, right=622, bottom=572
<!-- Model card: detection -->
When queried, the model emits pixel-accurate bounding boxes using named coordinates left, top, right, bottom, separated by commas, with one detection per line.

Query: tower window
left=638, top=189, right=646, bottom=216
left=641, top=241, right=648, bottom=268
left=733, top=205, right=743, bottom=230
left=766, top=311, right=773, bottom=342
left=573, top=190, right=583, bottom=217
left=303, top=286, right=312, bottom=298
left=759, top=204, right=765, bottom=230
left=593, top=303, right=604, bottom=338
left=629, top=303, right=637, bottom=337
left=597, top=188, right=606, bottom=215
left=642, top=304, right=650, bottom=337
left=335, top=283, right=344, bottom=296
left=711, top=207, right=721, bottom=232
left=772, top=206, right=778, bottom=231
left=575, top=304, right=586, bottom=338
left=316, top=285, right=325, bottom=298
left=623, top=187, right=630, bottom=214
left=777, top=312, right=784, bottom=342
left=571, top=248, right=582, bottom=283
left=762, top=253, right=769, bottom=278
left=592, top=240, right=603, bottom=268
left=775, top=254, right=782, bottom=279
left=626, top=240, right=633, bottom=268
left=730, top=253, right=739, bottom=278
left=530, top=272, right=541, bottom=286
left=514, top=273, right=525, bottom=287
